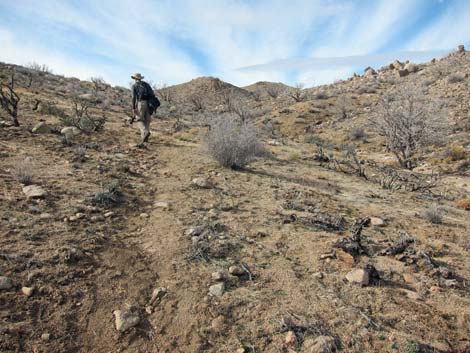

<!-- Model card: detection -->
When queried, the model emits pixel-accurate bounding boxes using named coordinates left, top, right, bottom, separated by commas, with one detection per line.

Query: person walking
left=130, top=73, right=157, bottom=146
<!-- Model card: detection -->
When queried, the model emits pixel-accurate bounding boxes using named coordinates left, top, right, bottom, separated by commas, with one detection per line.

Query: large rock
left=303, top=336, right=337, bottom=353
left=395, top=69, right=409, bottom=78
left=392, top=60, right=403, bottom=70
left=346, top=265, right=379, bottom=286
left=22, top=185, right=47, bottom=199
left=0, top=276, right=13, bottom=290
left=404, top=62, right=418, bottom=73
left=113, top=310, right=140, bottom=332
left=32, top=122, right=51, bottom=134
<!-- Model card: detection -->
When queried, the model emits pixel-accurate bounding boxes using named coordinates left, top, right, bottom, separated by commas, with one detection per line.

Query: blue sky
left=0, top=0, right=469, bottom=88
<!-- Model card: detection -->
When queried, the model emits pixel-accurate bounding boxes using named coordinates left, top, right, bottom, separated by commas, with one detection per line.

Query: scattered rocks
left=21, top=286, right=34, bottom=297
left=228, top=265, right=245, bottom=276
left=22, top=185, right=47, bottom=199
left=209, top=282, right=225, bottom=297
left=192, top=177, right=214, bottom=189
left=113, top=309, right=140, bottom=332
left=303, top=335, right=337, bottom=353
left=345, top=265, right=379, bottom=286
left=0, top=276, right=13, bottom=290
left=31, top=122, right=51, bottom=134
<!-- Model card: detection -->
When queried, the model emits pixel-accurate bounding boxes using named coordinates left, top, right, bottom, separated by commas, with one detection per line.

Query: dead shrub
left=371, top=86, right=447, bottom=169
left=90, top=180, right=124, bottom=208
left=423, top=204, right=443, bottom=224
left=203, top=116, right=264, bottom=169
left=348, top=127, right=367, bottom=141
left=446, top=73, right=465, bottom=84
left=60, top=96, right=106, bottom=133
left=15, top=157, right=35, bottom=185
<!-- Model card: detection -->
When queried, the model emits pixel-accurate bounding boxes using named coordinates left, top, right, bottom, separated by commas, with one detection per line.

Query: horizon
left=0, top=0, right=469, bottom=88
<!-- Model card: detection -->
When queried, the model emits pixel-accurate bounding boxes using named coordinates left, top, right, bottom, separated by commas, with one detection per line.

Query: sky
left=0, top=0, right=469, bottom=88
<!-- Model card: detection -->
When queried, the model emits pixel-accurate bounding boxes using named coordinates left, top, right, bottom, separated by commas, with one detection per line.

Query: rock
left=22, top=185, right=47, bottom=199
left=192, top=177, right=214, bottom=189
left=229, top=265, right=245, bottom=276
left=392, top=60, right=403, bottom=70
left=154, top=201, right=170, bottom=210
left=113, top=310, right=140, bottom=332
left=395, top=69, right=409, bottom=78
left=303, top=335, right=337, bottom=353
left=39, top=213, right=53, bottom=220
left=285, top=331, right=297, bottom=346
left=346, top=265, right=379, bottom=286
left=104, top=211, right=114, bottom=218
left=139, top=213, right=150, bottom=218
left=364, top=67, right=376, bottom=77
left=400, top=289, right=422, bottom=300
left=370, top=217, right=385, bottom=227
left=149, top=287, right=167, bottom=304
left=69, top=212, right=85, bottom=222
left=335, top=249, right=355, bottom=269
left=185, top=227, right=202, bottom=237
left=32, top=122, right=51, bottom=134
left=404, top=62, right=418, bottom=73
left=61, top=126, right=81, bottom=140
left=41, top=333, right=51, bottom=341
left=0, top=276, right=13, bottom=290
left=402, top=273, right=417, bottom=286
left=209, top=283, right=225, bottom=297
left=313, top=272, right=324, bottom=279
left=211, top=315, right=226, bottom=332
left=211, top=271, right=227, bottom=281
left=21, top=286, right=34, bottom=297
left=458, top=44, right=465, bottom=52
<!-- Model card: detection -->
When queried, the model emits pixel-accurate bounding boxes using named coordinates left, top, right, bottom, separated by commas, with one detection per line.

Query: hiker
left=130, top=73, right=160, bottom=146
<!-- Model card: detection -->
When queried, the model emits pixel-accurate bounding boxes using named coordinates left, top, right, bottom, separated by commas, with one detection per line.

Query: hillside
left=0, top=48, right=469, bottom=353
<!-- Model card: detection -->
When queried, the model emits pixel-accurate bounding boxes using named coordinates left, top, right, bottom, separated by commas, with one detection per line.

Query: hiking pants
left=136, top=100, right=151, bottom=142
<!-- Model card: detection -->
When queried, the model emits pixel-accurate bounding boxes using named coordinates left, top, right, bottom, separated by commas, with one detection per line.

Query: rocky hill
left=0, top=47, right=469, bottom=353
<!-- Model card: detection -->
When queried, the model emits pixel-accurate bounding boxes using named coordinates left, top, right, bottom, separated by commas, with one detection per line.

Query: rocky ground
left=0, top=49, right=469, bottom=353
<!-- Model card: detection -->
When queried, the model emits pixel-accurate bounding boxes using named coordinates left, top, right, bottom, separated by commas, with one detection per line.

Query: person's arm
left=131, top=84, right=137, bottom=112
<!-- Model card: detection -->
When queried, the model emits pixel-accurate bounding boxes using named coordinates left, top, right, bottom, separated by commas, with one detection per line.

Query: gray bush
left=446, top=73, right=465, bottom=84
left=15, top=157, right=34, bottom=185
left=423, top=204, right=443, bottom=224
left=203, top=117, right=263, bottom=168
left=348, top=127, right=367, bottom=141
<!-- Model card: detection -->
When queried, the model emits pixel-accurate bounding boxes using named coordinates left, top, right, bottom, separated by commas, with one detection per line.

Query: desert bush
left=348, top=127, right=367, bottom=141
left=371, top=86, right=447, bottom=169
left=72, top=146, right=87, bottom=163
left=335, top=95, right=354, bottom=120
left=155, top=83, right=175, bottom=103
left=90, top=77, right=107, bottom=92
left=423, top=204, right=443, bottom=224
left=189, top=93, right=205, bottom=111
left=266, top=85, right=281, bottom=99
left=90, top=180, right=124, bottom=207
left=15, top=157, right=34, bottom=185
left=203, top=116, right=263, bottom=169
left=313, top=91, right=328, bottom=99
left=287, top=83, right=306, bottom=102
left=60, top=96, right=106, bottom=133
left=445, top=145, right=466, bottom=161
left=446, top=73, right=465, bottom=84
left=0, top=72, right=20, bottom=126
left=26, top=62, right=52, bottom=74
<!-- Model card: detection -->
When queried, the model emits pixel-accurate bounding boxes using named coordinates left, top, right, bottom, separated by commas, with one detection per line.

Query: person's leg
left=137, top=101, right=150, bottom=144
left=142, top=102, right=151, bottom=143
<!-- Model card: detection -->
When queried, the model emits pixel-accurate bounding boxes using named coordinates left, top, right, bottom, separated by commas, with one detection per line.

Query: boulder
left=0, top=276, right=13, bottom=290
left=113, top=310, right=140, bottom=332
left=458, top=44, right=465, bottom=52
left=395, top=69, right=409, bottom=78
left=346, top=265, right=379, bottom=286
left=392, top=60, right=403, bottom=70
left=22, top=185, right=47, bottom=199
left=404, top=62, right=418, bottom=73
left=303, top=336, right=337, bottom=353
left=32, top=122, right=51, bottom=134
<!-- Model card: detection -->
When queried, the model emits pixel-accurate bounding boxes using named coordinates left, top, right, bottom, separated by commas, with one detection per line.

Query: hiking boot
left=143, top=132, right=151, bottom=143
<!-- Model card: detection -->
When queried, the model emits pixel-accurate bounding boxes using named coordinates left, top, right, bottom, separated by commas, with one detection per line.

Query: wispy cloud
left=0, top=0, right=468, bottom=87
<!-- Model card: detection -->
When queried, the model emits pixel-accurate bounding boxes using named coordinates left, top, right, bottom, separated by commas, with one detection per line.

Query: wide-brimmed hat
left=131, top=73, right=144, bottom=80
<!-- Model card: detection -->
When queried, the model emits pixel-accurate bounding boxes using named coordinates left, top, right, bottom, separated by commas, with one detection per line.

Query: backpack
left=135, top=81, right=160, bottom=114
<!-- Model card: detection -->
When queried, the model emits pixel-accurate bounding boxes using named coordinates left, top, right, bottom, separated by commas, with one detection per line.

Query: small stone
left=149, top=287, right=167, bottom=304
left=211, top=271, right=227, bottom=281
left=211, top=315, right=226, bottom=332
left=22, top=286, right=34, bottom=297
left=61, top=126, right=81, bottom=138
left=192, top=177, right=214, bottom=189
left=236, top=349, right=246, bottom=353
left=41, top=333, right=51, bottom=341
left=370, top=217, right=385, bottom=227
left=313, top=272, right=324, bottom=279
left=229, top=265, right=245, bottom=276
left=39, top=213, right=53, bottom=220
left=430, top=286, right=441, bottom=293
left=32, top=122, right=51, bottom=134
left=400, top=289, right=422, bottom=300
left=285, top=330, right=297, bottom=346
left=303, top=335, right=337, bottom=353
left=185, top=227, right=202, bottom=237
left=402, top=273, right=417, bottom=285
left=69, top=212, right=85, bottom=222
left=140, top=213, right=149, bottom=218
left=22, top=185, right=47, bottom=199
left=209, top=282, right=225, bottom=297
left=113, top=310, right=140, bottom=332
left=154, top=201, right=170, bottom=210
left=335, top=249, right=355, bottom=269
left=104, top=211, right=114, bottom=218
left=0, top=276, right=13, bottom=290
